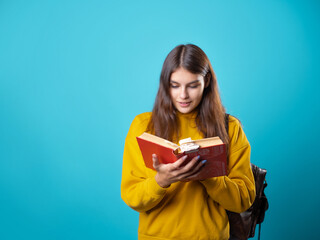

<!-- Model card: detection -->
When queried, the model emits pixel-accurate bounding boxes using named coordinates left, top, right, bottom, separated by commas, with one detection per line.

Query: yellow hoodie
left=121, top=112, right=255, bottom=240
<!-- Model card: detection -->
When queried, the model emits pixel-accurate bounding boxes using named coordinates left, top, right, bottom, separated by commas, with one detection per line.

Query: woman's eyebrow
left=170, top=80, right=200, bottom=84
left=187, top=80, right=201, bottom=84
left=170, top=80, right=179, bottom=84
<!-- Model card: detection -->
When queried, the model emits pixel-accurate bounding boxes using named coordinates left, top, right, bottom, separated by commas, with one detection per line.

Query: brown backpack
left=225, top=114, right=269, bottom=240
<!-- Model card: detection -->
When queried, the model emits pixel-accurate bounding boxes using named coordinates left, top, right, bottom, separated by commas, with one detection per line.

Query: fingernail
left=183, top=155, right=188, bottom=159
left=201, top=160, right=207, bottom=164
left=196, top=156, right=200, bottom=160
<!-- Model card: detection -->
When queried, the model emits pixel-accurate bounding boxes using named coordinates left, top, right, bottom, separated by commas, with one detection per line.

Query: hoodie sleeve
left=200, top=116, right=256, bottom=213
left=121, top=113, right=168, bottom=213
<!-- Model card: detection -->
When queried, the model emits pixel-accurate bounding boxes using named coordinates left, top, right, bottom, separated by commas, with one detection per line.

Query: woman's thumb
left=152, top=154, right=159, bottom=169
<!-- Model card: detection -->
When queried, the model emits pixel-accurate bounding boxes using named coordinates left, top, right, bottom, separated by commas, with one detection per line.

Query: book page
left=138, top=132, right=178, bottom=150
left=193, top=137, right=223, bottom=147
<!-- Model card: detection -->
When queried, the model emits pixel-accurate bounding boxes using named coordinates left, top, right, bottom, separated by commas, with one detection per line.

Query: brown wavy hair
left=147, top=44, right=229, bottom=147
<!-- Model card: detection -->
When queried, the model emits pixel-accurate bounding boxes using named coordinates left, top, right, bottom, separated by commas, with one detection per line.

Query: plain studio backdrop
left=0, top=0, right=319, bottom=239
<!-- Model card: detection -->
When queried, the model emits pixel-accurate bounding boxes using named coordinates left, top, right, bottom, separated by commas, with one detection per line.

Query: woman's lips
left=178, top=101, right=191, bottom=107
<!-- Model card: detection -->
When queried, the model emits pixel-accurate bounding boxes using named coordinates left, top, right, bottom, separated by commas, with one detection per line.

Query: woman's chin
left=175, top=106, right=195, bottom=114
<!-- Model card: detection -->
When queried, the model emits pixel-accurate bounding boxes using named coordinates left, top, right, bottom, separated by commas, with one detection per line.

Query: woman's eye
left=170, top=84, right=179, bottom=88
left=189, top=84, right=199, bottom=89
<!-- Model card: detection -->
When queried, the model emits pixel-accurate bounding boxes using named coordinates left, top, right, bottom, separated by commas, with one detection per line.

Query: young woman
left=121, top=44, right=255, bottom=240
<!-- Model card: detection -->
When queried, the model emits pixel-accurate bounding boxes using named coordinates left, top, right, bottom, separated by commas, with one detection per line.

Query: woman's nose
left=180, top=87, right=189, bottom=99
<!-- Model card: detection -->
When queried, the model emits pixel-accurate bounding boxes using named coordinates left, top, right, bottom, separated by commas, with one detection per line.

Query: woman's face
left=170, top=67, right=206, bottom=114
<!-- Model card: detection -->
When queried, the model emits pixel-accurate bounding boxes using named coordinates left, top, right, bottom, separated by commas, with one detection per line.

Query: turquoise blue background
left=1, top=0, right=319, bottom=239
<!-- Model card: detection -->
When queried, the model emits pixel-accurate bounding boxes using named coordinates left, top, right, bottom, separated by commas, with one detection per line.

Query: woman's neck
left=176, top=109, right=198, bottom=119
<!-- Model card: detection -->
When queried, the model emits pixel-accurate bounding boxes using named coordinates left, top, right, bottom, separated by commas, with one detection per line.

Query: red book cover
left=136, top=132, right=227, bottom=180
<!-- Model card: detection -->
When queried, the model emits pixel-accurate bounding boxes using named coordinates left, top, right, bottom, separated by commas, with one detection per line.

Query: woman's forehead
left=170, top=68, right=204, bottom=84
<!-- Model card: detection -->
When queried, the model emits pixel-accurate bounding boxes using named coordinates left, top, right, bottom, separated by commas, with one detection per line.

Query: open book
left=136, top=132, right=227, bottom=180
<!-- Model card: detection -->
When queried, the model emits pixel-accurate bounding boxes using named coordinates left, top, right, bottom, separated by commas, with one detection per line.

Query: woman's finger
left=181, top=160, right=207, bottom=181
left=152, top=154, right=160, bottom=169
left=175, top=155, right=201, bottom=174
left=171, top=155, right=188, bottom=169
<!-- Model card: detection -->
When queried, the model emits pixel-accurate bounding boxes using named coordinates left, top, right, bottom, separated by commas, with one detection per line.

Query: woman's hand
left=152, top=154, right=206, bottom=188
